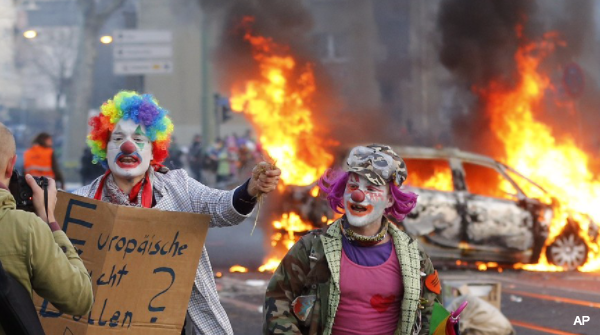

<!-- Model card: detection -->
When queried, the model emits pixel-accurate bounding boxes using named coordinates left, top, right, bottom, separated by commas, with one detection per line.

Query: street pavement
left=205, top=211, right=600, bottom=334
left=214, top=269, right=600, bottom=335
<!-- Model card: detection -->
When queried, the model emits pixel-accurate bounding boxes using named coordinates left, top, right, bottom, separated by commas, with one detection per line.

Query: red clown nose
left=120, top=141, right=136, bottom=155
left=351, top=190, right=365, bottom=203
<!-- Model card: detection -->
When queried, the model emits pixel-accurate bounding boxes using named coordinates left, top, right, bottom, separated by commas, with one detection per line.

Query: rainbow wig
left=87, top=91, right=174, bottom=168
left=318, top=169, right=418, bottom=222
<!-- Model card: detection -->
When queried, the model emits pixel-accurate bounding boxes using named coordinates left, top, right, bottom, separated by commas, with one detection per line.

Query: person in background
left=24, top=132, right=65, bottom=189
left=0, top=123, right=93, bottom=335
left=76, top=91, right=281, bottom=335
left=226, top=135, right=240, bottom=183
left=264, top=144, right=441, bottom=335
left=188, top=134, right=204, bottom=182
left=208, top=138, right=231, bottom=189
left=166, top=136, right=184, bottom=170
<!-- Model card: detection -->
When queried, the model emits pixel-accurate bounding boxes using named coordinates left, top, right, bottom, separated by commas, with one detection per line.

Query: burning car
left=269, top=145, right=598, bottom=272
left=388, top=146, right=598, bottom=271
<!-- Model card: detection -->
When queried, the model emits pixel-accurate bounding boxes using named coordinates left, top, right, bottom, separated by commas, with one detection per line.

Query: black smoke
left=437, top=0, right=536, bottom=153
left=438, top=0, right=600, bottom=160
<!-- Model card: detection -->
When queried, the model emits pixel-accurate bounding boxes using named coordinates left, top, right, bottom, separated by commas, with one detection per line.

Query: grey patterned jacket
left=74, top=169, right=250, bottom=334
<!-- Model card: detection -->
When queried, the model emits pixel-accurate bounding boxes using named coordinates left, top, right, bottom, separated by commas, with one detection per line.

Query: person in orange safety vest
left=23, top=133, right=64, bottom=188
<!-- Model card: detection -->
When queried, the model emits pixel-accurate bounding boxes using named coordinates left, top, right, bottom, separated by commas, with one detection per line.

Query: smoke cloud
left=437, top=0, right=600, bottom=158
left=200, top=0, right=412, bottom=151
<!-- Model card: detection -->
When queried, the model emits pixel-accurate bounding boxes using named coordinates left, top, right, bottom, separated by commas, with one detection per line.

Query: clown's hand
left=248, top=161, right=281, bottom=197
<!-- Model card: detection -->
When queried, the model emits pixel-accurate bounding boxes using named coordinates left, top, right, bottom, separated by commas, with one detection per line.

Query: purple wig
left=318, top=169, right=418, bottom=221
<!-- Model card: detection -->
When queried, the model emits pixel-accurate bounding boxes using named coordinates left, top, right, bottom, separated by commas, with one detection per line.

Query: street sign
left=112, top=29, right=173, bottom=76
left=114, top=60, right=173, bottom=75
left=113, top=30, right=172, bottom=44
left=113, top=45, right=173, bottom=60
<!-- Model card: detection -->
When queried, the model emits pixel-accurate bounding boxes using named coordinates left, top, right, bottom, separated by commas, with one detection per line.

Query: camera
left=8, top=170, right=48, bottom=212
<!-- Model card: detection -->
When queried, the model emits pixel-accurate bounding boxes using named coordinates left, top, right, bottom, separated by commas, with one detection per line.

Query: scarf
left=94, top=169, right=153, bottom=208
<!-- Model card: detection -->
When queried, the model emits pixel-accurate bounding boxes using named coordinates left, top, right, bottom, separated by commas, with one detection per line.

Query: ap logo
left=573, top=316, right=590, bottom=325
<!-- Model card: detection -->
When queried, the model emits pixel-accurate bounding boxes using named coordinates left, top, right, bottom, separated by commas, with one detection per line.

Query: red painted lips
left=347, top=202, right=373, bottom=217
left=116, top=155, right=141, bottom=169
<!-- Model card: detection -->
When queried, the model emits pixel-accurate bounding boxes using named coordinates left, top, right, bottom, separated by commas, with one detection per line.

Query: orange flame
left=480, top=29, right=600, bottom=271
left=405, top=159, right=453, bottom=192
left=476, top=262, right=499, bottom=271
left=230, top=17, right=334, bottom=187
left=409, top=170, right=453, bottom=192
left=230, top=18, right=336, bottom=271
left=229, top=265, right=249, bottom=273
left=310, top=186, right=320, bottom=197
left=272, top=212, right=314, bottom=250
left=259, top=257, right=282, bottom=273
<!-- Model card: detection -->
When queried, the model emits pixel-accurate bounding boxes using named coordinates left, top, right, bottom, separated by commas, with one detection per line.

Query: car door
left=461, top=161, right=534, bottom=251
left=402, top=157, right=463, bottom=247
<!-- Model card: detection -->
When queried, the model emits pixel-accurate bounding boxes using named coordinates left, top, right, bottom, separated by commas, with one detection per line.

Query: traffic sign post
left=112, top=30, right=173, bottom=76
left=113, top=45, right=173, bottom=60
left=113, top=30, right=172, bottom=44
left=114, top=60, right=173, bottom=75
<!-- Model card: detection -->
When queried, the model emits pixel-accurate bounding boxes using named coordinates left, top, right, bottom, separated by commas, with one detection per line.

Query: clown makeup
left=344, top=173, right=393, bottom=229
left=106, top=119, right=153, bottom=181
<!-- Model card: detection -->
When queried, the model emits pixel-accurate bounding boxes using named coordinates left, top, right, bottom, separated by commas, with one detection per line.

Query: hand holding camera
left=26, top=174, right=57, bottom=223
left=9, top=170, right=57, bottom=224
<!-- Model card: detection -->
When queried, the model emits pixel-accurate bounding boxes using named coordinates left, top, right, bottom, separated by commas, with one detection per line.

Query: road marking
left=487, top=274, right=600, bottom=298
left=505, top=289, right=600, bottom=308
left=510, top=320, right=581, bottom=335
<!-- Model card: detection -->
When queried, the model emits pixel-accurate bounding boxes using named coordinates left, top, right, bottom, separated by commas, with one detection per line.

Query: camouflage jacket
left=264, top=217, right=441, bottom=335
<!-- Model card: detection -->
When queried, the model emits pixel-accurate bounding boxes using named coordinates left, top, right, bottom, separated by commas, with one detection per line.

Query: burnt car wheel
left=546, top=233, right=588, bottom=270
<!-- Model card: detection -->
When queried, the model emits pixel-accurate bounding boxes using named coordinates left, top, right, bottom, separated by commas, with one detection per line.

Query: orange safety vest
left=24, top=145, right=55, bottom=178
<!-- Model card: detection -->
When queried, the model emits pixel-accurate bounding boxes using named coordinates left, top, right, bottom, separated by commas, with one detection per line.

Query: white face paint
left=344, top=173, right=393, bottom=228
left=106, top=119, right=153, bottom=180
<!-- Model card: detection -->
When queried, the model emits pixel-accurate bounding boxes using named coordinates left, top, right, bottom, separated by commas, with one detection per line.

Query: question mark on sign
left=148, top=267, right=176, bottom=323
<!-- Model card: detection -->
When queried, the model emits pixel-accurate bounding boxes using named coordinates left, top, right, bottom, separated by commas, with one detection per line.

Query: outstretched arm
left=186, top=162, right=281, bottom=227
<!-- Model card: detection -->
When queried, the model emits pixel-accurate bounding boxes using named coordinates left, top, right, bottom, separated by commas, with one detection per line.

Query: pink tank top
left=332, top=244, right=403, bottom=335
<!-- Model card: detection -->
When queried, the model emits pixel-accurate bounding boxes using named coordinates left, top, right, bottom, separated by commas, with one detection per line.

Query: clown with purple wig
left=264, top=144, right=441, bottom=335
left=75, top=91, right=281, bottom=335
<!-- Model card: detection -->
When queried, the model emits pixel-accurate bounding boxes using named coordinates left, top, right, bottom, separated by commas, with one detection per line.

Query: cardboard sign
left=34, top=192, right=209, bottom=334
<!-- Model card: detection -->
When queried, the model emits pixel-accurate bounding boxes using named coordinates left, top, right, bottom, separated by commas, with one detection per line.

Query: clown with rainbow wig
left=264, top=144, right=441, bottom=335
left=74, top=91, right=281, bottom=334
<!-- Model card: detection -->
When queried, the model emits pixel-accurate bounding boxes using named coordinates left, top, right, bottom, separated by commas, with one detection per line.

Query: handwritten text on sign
left=34, top=193, right=209, bottom=335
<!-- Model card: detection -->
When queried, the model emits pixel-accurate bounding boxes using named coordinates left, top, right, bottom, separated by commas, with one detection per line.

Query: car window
left=463, top=162, right=518, bottom=200
left=504, top=168, right=552, bottom=204
left=403, top=158, right=453, bottom=191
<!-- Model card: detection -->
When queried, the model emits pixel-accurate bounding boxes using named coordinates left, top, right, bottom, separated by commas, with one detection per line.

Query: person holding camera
left=0, top=123, right=93, bottom=335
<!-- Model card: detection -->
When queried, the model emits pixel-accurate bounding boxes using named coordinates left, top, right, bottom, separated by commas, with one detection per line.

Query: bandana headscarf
left=346, top=144, right=408, bottom=187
